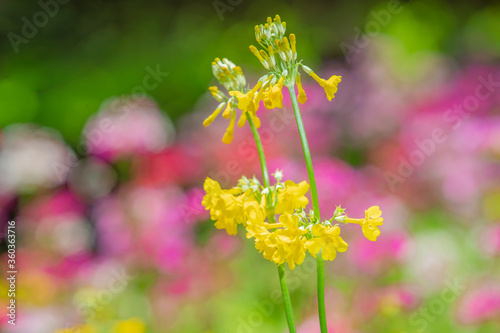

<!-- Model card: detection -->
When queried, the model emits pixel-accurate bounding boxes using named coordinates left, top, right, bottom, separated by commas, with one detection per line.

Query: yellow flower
left=222, top=109, right=237, bottom=144
left=207, top=180, right=276, bottom=236
left=245, top=195, right=271, bottom=239
left=305, top=224, right=348, bottom=261
left=278, top=212, right=308, bottom=269
left=245, top=210, right=307, bottom=270
left=250, top=16, right=344, bottom=106
left=307, top=70, right=342, bottom=102
left=265, top=213, right=307, bottom=270
left=113, top=318, right=146, bottom=333
left=201, top=177, right=222, bottom=211
left=229, top=81, right=262, bottom=113
left=295, top=75, right=307, bottom=104
left=263, top=76, right=285, bottom=109
left=206, top=58, right=263, bottom=144
left=244, top=200, right=266, bottom=224
left=275, top=180, right=309, bottom=214
left=345, top=206, right=384, bottom=241
left=211, top=190, right=247, bottom=235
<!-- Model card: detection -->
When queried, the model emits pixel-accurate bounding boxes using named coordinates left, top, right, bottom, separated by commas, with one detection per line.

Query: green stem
left=246, top=113, right=296, bottom=333
left=316, top=255, right=327, bottom=331
left=246, top=114, right=270, bottom=188
left=287, top=86, right=328, bottom=333
left=278, top=264, right=296, bottom=333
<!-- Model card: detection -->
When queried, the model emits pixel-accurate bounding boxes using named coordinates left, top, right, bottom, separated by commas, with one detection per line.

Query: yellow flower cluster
left=249, top=15, right=343, bottom=105
left=205, top=58, right=262, bottom=144
left=305, top=224, right=348, bottom=261
left=204, top=15, right=344, bottom=144
left=202, top=177, right=254, bottom=235
left=202, top=174, right=384, bottom=270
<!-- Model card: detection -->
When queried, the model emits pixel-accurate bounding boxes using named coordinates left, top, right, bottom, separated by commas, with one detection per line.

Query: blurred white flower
left=68, top=157, right=117, bottom=200
left=405, top=231, right=461, bottom=293
left=35, top=215, right=93, bottom=256
left=0, top=124, right=75, bottom=194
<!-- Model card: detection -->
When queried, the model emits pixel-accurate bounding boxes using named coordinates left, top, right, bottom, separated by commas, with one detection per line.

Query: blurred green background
left=1, top=0, right=498, bottom=147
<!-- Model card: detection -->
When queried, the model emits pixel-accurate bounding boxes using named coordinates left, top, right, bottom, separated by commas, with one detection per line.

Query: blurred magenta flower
left=456, top=282, right=500, bottom=325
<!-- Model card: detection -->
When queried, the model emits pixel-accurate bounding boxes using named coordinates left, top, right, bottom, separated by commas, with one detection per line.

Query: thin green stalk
left=246, top=114, right=270, bottom=188
left=246, top=113, right=297, bottom=333
left=316, top=255, right=327, bottom=331
left=287, top=86, right=328, bottom=333
left=278, top=264, right=296, bottom=333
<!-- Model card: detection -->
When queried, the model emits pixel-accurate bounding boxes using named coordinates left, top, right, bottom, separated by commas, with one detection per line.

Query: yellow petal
left=305, top=239, right=322, bottom=257
left=237, top=112, right=247, bottom=127
left=296, top=75, right=307, bottom=104
left=222, top=102, right=232, bottom=119
left=249, top=45, right=264, bottom=62
left=289, top=34, right=296, bottom=53
left=203, top=102, right=225, bottom=127
left=222, top=112, right=236, bottom=144
left=367, top=206, right=382, bottom=218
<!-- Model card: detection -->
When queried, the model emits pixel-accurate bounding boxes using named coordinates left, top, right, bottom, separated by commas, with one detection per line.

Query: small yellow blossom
left=201, top=177, right=222, bottom=210
left=295, top=75, right=307, bottom=104
left=113, top=318, right=146, bottom=333
left=229, top=81, right=262, bottom=113
left=303, top=66, right=342, bottom=102
left=305, top=224, right=348, bottom=261
left=245, top=201, right=272, bottom=241
left=263, top=76, right=285, bottom=109
left=202, top=177, right=246, bottom=235
left=248, top=212, right=307, bottom=270
left=277, top=212, right=308, bottom=269
left=275, top=180, right=309, bottom=214
left=203, top=177, right=267, bottom=235
left=345, top=206, right=384, bottom=241
left=244, top=200, right=267, bottom=224
left=211, top=190, right=248, bottom=235
left=222, top=110, right=237, bottom=144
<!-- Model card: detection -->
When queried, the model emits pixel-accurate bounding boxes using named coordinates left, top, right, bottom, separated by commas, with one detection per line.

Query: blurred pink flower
left=94, top=195, right=137, bottom=257
left=133, top=144, right=203, bottom=187
left=23, top=189, right=85, bottom=221
left=479, top=224, right=500, bottom=257
left=353, top=284, right=418, bottom=320
left=84, top=97, right=173, bottom=161
left=456, top=282, right=500, bottom=325
left=349, top=231, right=408, bottom=273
